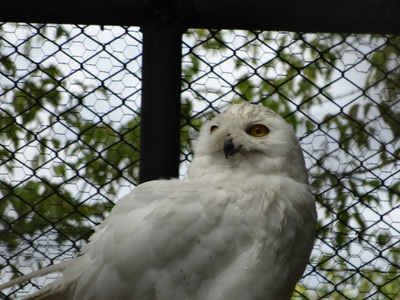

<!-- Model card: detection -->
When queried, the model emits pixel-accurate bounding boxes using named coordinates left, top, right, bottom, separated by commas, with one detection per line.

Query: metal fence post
left=139, top=21, right=183, bottom=183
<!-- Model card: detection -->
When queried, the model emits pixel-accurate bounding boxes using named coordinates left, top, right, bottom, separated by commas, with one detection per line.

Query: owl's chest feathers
left=210, top=174, right=312, bottom=244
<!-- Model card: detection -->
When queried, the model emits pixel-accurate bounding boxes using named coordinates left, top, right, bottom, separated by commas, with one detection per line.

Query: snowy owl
left=0, top=102, right=317, bottom=300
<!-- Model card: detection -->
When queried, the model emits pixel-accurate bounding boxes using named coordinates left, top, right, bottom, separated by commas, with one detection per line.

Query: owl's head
left=189, top=102, right=309, bottom=184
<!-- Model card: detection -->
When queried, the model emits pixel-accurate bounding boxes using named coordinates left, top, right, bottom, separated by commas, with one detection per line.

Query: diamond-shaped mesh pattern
left=1, top=24, right=399, bottom=299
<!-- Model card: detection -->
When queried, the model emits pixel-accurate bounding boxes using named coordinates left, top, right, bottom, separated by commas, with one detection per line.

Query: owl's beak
left=224, top=135, right=240, bottom=159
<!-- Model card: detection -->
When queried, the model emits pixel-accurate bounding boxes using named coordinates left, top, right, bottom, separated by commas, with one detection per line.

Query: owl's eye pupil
left=247, top=124, right=269, bottom=137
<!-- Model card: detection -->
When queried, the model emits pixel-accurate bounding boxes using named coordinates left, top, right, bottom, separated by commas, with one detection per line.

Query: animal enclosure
left=1, top=1, right=400, bottom=299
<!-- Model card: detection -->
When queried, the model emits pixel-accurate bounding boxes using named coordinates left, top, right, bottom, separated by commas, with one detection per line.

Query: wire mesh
left=1, top=23, right=399, bottom=299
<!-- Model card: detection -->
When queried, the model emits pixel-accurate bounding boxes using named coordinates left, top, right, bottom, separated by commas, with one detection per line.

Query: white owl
left=0, top=102, right=317, bottom=300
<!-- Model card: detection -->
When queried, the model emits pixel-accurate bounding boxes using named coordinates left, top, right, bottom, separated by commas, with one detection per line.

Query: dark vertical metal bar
left=139, top=21, right=182, bottom=183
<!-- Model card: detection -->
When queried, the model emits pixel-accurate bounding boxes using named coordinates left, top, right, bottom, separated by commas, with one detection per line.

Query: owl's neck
left=187, top=153, right=309, bottom=185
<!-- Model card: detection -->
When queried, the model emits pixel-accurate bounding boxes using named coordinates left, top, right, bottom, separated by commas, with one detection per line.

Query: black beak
left=224, top=136, right=239, bottom=159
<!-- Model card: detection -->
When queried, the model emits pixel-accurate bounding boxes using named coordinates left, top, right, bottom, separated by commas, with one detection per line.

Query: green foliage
left=293, top=255, right=400, bottom=300
left=0, top=180, right=112, bottom=250
left=0, top=25, right=142, bottom=262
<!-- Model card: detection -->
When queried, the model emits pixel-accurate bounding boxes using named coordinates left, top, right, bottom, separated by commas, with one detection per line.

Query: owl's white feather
left=0, top=102, right=317, bottom=300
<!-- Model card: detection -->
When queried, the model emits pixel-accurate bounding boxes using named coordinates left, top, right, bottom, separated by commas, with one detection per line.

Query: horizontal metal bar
left=1, top=0, right=399, bottom=34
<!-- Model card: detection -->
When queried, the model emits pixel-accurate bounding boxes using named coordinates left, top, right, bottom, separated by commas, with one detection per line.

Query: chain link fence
left=1, top=23, right=399, bottom=299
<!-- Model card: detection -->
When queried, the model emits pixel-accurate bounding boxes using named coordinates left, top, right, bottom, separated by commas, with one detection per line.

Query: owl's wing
left=0, top=180, right=184, bottom=299
left=7, top=179, right=243, bottom=300
left=71, top=178, right=246, bottom=300
left=72, top=176, right=315, bottom=300
left=2, top=175, right=315, bottom=300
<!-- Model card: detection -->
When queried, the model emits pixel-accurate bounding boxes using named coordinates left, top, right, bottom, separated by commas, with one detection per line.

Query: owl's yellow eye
left=247, top=124, right=269, bottom=137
